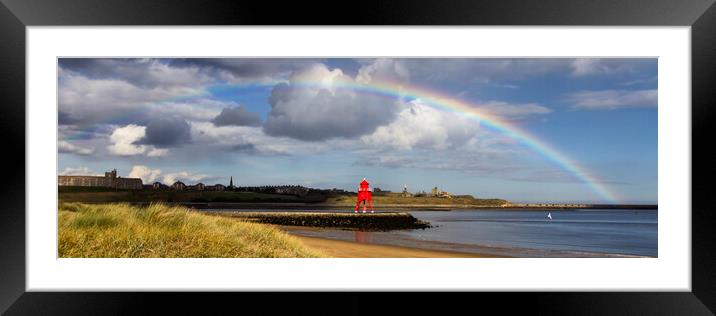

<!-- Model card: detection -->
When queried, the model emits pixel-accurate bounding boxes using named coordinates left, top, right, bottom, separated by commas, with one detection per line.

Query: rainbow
left=290, top=77, right=619, bottom=203
left=61, top=74, right=619, bottom=203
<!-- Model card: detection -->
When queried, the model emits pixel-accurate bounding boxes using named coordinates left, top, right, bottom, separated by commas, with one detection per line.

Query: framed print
left=1, top=0, right=715, bottom=314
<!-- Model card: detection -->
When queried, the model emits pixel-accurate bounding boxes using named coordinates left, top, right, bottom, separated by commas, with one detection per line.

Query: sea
left=207, top=208, right=658, bottom=257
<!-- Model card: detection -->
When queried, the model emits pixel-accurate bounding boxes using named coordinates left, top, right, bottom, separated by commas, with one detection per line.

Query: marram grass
left=58, top=202, right=322, bottom=258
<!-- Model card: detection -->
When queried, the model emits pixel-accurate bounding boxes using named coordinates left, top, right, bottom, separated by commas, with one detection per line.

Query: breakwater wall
left=209, top=211, right=431, bottom=231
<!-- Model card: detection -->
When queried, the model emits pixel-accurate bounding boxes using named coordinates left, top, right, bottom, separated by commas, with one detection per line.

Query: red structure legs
left=354, top=178, right=374, bottom=214
left=354, top=198, right=373, bottom=213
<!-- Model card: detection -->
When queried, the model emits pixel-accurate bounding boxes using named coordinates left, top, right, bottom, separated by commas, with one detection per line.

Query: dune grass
left=58, top=202, right=322, bottom=258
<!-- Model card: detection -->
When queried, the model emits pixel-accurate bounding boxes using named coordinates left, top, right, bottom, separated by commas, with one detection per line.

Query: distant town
left=58, top=168, right=457, bottom=199
left=57, top=169, right=655, bottom=209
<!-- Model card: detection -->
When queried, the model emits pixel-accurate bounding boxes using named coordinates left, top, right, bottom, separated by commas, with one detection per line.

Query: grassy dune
left=58, top=202, right=322, bottom=258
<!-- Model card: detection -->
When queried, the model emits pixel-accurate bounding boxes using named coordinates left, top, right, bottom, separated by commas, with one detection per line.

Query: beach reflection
left=354, top=231, right=373, bottom=243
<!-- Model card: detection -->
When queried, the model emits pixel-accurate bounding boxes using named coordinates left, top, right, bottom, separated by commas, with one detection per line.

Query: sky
left=57, top=58, right=658, bottom=204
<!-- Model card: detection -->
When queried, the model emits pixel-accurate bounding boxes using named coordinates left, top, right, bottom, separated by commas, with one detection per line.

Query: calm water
left=208, top=208, right=658, bottom=257
left=405, top=209, right=658, bottom=257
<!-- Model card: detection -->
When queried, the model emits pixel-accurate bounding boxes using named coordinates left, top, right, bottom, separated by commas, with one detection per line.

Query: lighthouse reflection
left=354, top=231, right=373, bottom=243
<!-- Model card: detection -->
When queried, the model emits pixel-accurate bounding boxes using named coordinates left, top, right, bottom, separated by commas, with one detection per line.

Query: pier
left=207, top=211, right=431, bottom=231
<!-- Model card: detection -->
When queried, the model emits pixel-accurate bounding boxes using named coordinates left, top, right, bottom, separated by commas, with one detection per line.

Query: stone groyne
left=208, top=211, right=431, bottom=231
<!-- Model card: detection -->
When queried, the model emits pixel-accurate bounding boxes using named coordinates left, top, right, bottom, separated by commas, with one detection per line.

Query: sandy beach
left=291, top=235, right=502, bottom=258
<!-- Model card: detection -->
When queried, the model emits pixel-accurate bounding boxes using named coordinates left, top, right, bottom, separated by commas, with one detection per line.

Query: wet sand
left=291, top=235, right=503, bottom=258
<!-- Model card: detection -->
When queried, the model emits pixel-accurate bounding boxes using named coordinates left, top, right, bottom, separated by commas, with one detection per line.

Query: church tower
left=229, top=176, right=233, bottom=188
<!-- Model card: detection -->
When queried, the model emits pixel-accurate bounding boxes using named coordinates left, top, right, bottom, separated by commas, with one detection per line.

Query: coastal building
left=58, top=169, right=143, bottom=190
left=188, top=183, right=205, bottom=191
left=228, top=176, right=235, bottom=190
left=430, top=187, right=452, bottom=198
left=210, top=183, right=226, bottom=191
left=171, top=181, right=186, bottom=191
left=401, top=185, right=413, bottom=197
left=152, top=181, right=169, bottom=190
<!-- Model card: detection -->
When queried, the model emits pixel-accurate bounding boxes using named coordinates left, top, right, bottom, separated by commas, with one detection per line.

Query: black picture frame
left=1, top=0, right=714, bottom=314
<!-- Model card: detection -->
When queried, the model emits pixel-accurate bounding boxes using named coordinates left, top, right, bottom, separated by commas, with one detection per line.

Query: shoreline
left=290, top=234, right=501, bottom=258
left=62, top=200, right=658, bottom=211
left=279, top=226, right=650, bottom=258
left=181, top=203, right=658, bottom=210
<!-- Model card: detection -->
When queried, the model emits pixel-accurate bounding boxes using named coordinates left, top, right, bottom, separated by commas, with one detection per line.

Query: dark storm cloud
left=140, top=117, right=192, bottom=147
left=167, top=58, right=319, bottom=80
left=58, top=58, right=96, bottom=72
left=211, top=106, right=262, bottom=127
left=262, top=82, right=400, bottom=141
left=59, top=124, right=115, bottom=141
left=58, top=58, right=320, bottom=93
left=59, top=58, right=188, bottom=88
left=57, top=57, right=313, bottom=95
left=58, top=111, right=79, bottom=125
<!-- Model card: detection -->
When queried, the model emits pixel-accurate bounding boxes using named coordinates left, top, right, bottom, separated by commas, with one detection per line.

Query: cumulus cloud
left=566, top=89, right=657, bottom=110
left=161, top=171, right=212, bottom=185
left=107, top=124, right=147, bottom=156
left=58, top=140, right=95, bottom=155
left=58, top=72, right=204, bottom=126
left=361, top=101, right=479, bottom=151
left=212, top=106, right=262, bottom=127
left=125, top=165, right=216, bottom=185
left=58, top=59, right=273, bottom=129
left=356, top=58, right=410, bottom=84
left=106, top=124, right=169, bottom=157
left=263, top=62, right=406, bottom=141
left=128, top=165, right=162, bottom=183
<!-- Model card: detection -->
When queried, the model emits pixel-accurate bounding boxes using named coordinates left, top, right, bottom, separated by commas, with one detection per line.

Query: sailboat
left=547, top=212, right=553, bottom=220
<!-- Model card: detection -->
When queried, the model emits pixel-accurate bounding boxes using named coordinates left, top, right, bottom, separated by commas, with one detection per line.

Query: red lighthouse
left=355, top=178, right=374, bottom=213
